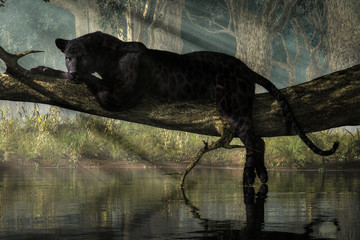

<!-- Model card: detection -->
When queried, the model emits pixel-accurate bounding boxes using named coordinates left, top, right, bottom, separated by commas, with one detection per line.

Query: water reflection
left=0, top=168, right=358, bottom=239
left=182, top=183, right=340, bottom=239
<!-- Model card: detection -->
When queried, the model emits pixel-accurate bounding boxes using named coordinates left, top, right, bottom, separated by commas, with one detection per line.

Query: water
left=0, top=167, right=359, bottom=239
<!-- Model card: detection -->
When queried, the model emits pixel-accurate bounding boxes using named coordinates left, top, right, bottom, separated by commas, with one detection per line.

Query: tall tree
left=97, top=0, right=184, bottom=52
left=185, top=1, right=297, bottom=79
left=50, top=0, right=104, bottom=36
left=272, top=21, right=303, bottom=86
left=326, top=0, right=360, bottom=72
left=295, top=0, right=328, bottom=81
left=228, top=0, right=297, bottom=78
left=123, top=0, right=151, bottom=41
left=147, top=0, right=184, bottom=52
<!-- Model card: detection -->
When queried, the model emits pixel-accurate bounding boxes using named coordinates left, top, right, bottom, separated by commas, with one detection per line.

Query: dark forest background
left=0, top=0, right=359, bottom=168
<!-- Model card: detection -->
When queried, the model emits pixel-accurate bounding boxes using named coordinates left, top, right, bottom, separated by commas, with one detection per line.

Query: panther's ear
left=55, top=38, right=68, bottom=53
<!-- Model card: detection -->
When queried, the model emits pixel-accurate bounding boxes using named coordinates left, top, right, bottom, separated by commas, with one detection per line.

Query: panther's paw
left=30, top=66, right=47, bottom=74
left=243, top=167, right=256, bottom=186
left=256, top=167, right=268, bottom=183
left=30, top=66, right=57, bottom=77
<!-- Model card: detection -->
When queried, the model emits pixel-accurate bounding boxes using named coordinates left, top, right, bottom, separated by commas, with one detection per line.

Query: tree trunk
left=51, top=0, right=103, bottom=37
left=228, top=0, right=297, bottom=79
left=272, top=21, right=303, bottom=87
left=229, top=1, right=272, bottom=78
left=124, top=1, right=151, bottom=42
left=147, top=0, right=184, bottom=53
left=1, top=46, right=359, bottom=138
left=326, top=0, right=360, bottom=72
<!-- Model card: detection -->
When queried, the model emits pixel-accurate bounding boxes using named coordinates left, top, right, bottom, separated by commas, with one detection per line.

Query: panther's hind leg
left=254, top=137, right=268, bottom=183
left=214, top=74, right=267, bottom=184
left=235, top=120, right=267, bottom=184
left=237, top=127, right=257, bottom=185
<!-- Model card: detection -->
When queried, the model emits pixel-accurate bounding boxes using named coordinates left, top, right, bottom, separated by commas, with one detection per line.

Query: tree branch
left=1, top=46, right=359, bottom=138
left=268, top=0, right=298, bottom=34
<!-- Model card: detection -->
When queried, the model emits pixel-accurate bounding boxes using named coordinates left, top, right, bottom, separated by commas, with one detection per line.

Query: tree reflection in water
left=0, top=168, right=352, bottom=239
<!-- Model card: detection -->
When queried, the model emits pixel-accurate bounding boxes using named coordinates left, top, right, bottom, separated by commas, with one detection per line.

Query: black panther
left=31, top=31, right=339, bottom=185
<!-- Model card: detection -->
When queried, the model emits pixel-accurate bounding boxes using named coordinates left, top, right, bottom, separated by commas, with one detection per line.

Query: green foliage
left=0, top=105, right=243, bottom=166
left=265, top=128, right=360, bottom=168
left=0, top=105, right=359, bottom=168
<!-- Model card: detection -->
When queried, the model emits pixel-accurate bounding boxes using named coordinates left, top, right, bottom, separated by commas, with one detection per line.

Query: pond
left=0, top=167, right=359, bottom=239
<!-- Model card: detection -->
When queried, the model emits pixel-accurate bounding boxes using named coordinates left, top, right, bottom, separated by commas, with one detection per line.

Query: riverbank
left=1, top=157, right=360, bottom=171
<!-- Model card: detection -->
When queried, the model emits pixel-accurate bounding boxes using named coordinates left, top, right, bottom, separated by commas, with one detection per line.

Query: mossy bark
left=1, top=45, right=359, bottom=138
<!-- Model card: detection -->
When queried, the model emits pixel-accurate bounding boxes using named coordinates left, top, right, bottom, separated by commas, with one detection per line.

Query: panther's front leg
left=80, top=74, right=143, bottom=112
left=30, top=66, right=70, bottom=79
left=79, top=74, right=115, bottom=110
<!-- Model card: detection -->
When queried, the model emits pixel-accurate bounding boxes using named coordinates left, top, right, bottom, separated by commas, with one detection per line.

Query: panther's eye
left=66, top=57, right=71, bottom=61
left=81, top=55, right=88, bottom=60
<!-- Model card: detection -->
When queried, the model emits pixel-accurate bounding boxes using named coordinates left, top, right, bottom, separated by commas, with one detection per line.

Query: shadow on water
left=0, top=168, right=358, bottom=239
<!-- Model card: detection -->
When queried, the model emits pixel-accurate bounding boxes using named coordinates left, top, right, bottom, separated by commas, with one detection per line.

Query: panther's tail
left=254, top=74, right=339, bottom=156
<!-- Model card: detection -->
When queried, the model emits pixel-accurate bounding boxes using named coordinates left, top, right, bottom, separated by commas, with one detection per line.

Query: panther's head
left=55, top=32, right=104, bottom=82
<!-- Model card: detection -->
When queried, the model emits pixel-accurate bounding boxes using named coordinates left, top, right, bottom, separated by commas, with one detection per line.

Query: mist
left=0, top=0, right=75, bottom=117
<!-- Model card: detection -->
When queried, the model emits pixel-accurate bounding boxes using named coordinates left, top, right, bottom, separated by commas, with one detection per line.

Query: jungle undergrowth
left=0, top=104, right=359, bottom=169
